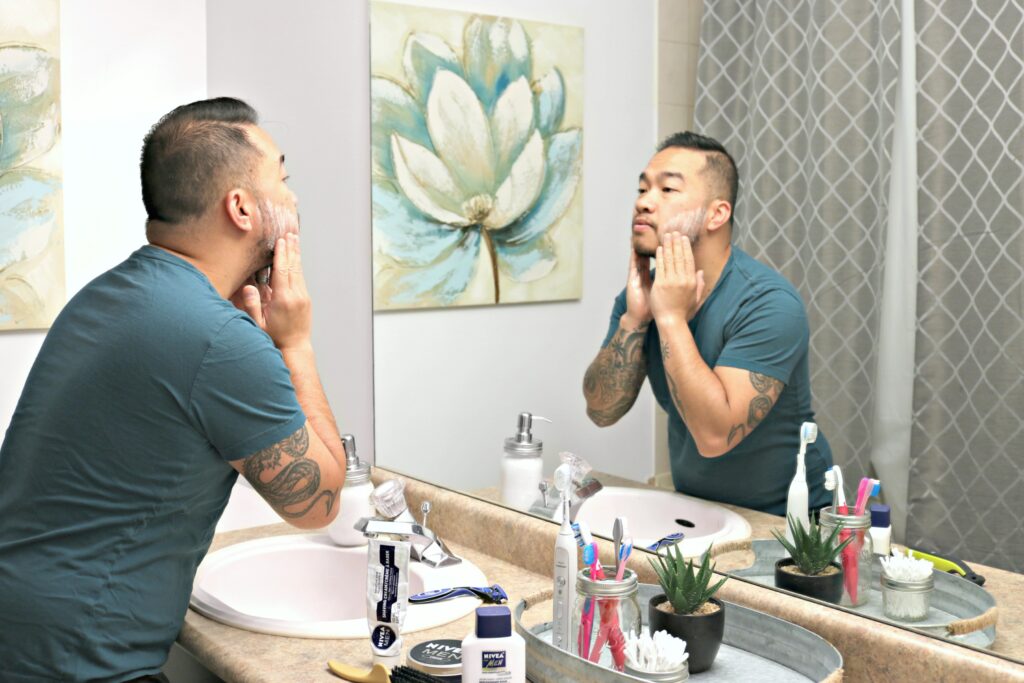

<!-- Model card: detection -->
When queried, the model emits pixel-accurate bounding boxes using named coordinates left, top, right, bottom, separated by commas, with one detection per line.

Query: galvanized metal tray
left=731, top=539, right=997, bottom=649
left=514, top=583, right=843, bottom=682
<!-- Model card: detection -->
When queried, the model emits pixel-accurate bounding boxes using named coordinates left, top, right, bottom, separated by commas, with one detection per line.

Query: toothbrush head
left=571, top=522, right=584, bottom=547
left=553, top=463, right=572, bottom=494
left=871, top=479, right=881, bottom=496
left=800, top=422, right=818, bottom=444
left=618, top=537, right=633, bottom=563
left=824, top=468, right=837, bottom=491
left=582, top=542, right=597, bottom=566
left=578, top=520, right=595, bottom=545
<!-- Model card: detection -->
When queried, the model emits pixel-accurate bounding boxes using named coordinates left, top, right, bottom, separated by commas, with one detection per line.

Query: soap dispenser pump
left=328, top=434, right=374, bottom=547
left=500, top=412, right=551, bottom=511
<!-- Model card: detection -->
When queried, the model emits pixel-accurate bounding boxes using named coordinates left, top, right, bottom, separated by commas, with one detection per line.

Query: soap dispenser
left=500, top=412, right=551, bottom=511
left=328, top=434, right=374, bottom=546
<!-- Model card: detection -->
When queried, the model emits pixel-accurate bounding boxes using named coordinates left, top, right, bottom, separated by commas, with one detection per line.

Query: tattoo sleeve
left=243, top=425, right=337, bottom=518
left=745, top=372, right=784, bottom=430
left=583, top=324, right=649, bottom=426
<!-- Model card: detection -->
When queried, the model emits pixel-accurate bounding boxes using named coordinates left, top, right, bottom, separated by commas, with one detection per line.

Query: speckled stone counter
left=180, top=527, right=551, bottom=683
left=182, top=470, right=1024, bottom=682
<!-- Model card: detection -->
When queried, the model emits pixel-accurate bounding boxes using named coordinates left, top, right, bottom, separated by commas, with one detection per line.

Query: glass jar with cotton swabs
left=880, top=549, right=935, bottom=622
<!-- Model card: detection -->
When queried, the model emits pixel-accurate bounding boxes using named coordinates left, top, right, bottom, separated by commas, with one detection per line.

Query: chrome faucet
left=529, top=475, right=603, bottom=522
left=356, top=479, right=462, bottom=568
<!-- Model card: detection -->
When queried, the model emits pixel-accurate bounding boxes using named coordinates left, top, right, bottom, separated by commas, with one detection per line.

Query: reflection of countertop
left=475, top=469, right=1024, bottom=663
left=183, top=471, right=1024, bottom=682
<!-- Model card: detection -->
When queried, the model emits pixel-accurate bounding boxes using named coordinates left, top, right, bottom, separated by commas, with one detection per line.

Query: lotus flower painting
left=370, top=2, right=583, bottom=310
left=0, top=0, right=63, bottom=330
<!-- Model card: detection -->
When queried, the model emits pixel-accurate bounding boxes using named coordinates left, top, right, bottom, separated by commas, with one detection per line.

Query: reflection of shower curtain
left=695, top=0, right=1023, bottom=571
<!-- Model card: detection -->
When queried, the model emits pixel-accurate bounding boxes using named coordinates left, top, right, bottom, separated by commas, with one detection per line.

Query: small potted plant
left=648, top=544, right=728, bottom=674
left=771, top=515, right=853, bottom=604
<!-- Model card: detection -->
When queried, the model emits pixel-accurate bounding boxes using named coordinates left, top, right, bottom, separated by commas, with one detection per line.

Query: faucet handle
left=537, top=481, right=550, bottom=507
left=420, top=500, right=432, bottom=527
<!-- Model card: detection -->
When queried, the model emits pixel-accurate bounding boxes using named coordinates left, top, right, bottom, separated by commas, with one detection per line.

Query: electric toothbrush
left=551, top=463, right=576, bottom=651
left=785, top=421, right=817, bottom=544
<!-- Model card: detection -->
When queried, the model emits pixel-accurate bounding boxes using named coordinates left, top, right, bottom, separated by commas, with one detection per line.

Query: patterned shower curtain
left=695, top=0, right=1023, bottom=571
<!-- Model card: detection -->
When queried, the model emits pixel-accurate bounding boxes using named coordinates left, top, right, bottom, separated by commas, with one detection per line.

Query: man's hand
left=235, top=233, right=312, bottom=351
left=650, top=232, right=706, bottom=324
left=623, top=249, right=653, bottom=329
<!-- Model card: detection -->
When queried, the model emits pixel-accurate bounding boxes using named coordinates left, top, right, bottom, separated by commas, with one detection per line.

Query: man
left=0, top=98, right=348, bottom=682
left=583, top=132, right=832, bottom=516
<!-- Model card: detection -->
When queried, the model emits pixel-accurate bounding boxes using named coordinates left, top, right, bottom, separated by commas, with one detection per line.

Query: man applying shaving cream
left=583, top=131, right=832, bottom=516
left=0, top=98, right=348, bottom=682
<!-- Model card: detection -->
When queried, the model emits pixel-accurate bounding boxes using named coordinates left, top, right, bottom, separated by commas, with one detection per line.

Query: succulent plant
left=649, top=543, right=728, bottom=615
left=772, top=515, right=854, bottom=576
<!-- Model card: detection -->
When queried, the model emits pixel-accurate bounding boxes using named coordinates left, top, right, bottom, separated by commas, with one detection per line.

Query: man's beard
left=252, top=197, right=299, bottom=274
left=633, top=206, right=707, bottom=256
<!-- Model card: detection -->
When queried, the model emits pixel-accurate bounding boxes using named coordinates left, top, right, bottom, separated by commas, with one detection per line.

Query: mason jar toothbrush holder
left=819, top=507, right=873, bottom=607
left=574, top=568, right=641, bottom=669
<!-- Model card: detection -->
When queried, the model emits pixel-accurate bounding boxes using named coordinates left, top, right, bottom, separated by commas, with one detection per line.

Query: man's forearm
left=281, top=345, right=347, bottom=467
left=658, top=316, right=733, bottom=454
left=583, top=319, right=649, bottom=426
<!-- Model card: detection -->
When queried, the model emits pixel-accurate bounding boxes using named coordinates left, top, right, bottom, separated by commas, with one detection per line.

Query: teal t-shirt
left=0, top=246, right=306, bottom=682
left=602, top=247, right=832, bottom=515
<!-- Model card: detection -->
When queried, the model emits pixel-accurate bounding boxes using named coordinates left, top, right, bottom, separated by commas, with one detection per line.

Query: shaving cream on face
left=664, top=206, right=707, bottom=244
left=367, top=537, right=411, bottom=666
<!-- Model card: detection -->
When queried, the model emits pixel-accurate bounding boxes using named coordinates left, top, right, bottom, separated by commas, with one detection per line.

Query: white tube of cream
left=367, top=537, right=411, bottom=666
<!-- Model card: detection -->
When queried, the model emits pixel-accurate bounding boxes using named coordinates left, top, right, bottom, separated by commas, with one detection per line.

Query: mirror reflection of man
left=0, top=98, right=348, bottom=682
left=583, top=132, right=832, bottom=516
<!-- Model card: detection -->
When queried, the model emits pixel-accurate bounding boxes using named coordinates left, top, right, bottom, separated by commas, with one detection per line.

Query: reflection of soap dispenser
left=500, top=412, right=551, bottom=510
left=328, top=434, right=374, bottom=546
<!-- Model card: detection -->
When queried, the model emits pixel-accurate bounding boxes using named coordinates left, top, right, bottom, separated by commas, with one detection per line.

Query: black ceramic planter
left=648, top=594, right=725, bottom=674
left=774, top=559, right=844, bottom=604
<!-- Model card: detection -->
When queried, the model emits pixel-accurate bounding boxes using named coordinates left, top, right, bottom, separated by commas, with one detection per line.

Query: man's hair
left=657, top=131, right=738, bottom=215
left=140, top=97, right=261, bottom=225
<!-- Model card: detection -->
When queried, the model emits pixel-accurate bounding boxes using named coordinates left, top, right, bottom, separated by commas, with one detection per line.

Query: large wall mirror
left=369, top=0, right=1023, bottom=667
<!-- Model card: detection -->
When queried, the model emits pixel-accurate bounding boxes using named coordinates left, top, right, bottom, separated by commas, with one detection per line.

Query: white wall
left=373, top=0, right=659, bottom=491
left=1, top=1, right=207, bottom=433
left=206, top=0, right=376, bottom=460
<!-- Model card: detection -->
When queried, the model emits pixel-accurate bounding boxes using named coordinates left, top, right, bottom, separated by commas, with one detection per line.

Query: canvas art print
left=0, top=0, right=63, bottom=330
left=370, top=1, right=583, bottom=310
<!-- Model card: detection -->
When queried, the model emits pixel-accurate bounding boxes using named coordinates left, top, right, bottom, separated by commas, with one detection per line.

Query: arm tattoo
left=583, top=324, right=649, bottom=426
left=745, top=372, right=783, bottom=430
left=727, top=423, right=746, bottom=445
left=243, top=426, right=336, bottom=518
left=660, top=340, right=670, bottom=360
left=665, top=368, right=685, bottom=423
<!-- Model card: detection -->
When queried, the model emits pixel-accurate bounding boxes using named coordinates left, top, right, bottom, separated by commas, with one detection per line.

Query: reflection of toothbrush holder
left=819, top=506, right=873, bottom=607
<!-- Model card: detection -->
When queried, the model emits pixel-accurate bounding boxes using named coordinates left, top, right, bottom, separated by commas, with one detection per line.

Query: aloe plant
left=649, top=543, right=728, bottom=615
left=772, top=515, right=854, bottom=576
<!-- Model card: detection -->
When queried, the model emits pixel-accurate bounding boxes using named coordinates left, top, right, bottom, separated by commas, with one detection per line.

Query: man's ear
left=224, top=188, right=257, bottom=233
left=706, top=198, right=732, bottom=234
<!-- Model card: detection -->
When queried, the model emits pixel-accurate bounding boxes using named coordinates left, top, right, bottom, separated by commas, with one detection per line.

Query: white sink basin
left=190, top=533, right=487, bottom=638
left=566, top=486, right=751, bottom=558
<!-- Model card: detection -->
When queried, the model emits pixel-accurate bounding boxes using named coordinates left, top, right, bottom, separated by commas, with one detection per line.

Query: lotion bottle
left=328, top=434, right=373, bottom=546
left=461, top=606, right=525, bottom=683
left=499, top=412, right=551, bottom=510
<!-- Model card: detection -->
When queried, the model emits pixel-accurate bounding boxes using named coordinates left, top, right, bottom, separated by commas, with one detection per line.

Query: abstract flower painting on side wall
left=0, top=0, right=63, bottom=330
left=370, top=1, right=583, bottom=310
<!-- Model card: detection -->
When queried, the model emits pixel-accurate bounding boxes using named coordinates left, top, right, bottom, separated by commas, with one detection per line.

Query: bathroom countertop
left=472, top=470, right=1024, bottom=666
left=179, top=524, right=552, bottom=683
left=184, top=472, right=1024, bottom=682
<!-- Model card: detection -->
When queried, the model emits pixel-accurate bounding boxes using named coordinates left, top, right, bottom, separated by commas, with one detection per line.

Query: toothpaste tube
left=367, top=537, right=411, bottom=666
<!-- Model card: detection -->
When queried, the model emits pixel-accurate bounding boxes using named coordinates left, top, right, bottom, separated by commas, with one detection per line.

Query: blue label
left=482, top=650, right=506, bottom=669
left=371, top=625, right=397, bottom=650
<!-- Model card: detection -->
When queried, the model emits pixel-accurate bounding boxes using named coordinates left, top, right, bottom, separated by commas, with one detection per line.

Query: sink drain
left=675, top=518, right=695, bottom=528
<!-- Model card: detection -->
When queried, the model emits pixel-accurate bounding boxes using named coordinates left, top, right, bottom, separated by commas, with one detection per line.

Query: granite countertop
left=478, top=470, right=1024, bottom=661
left=183, top=472, right=1024, bottom=682
left=180, top=524, right=551, bottom=683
